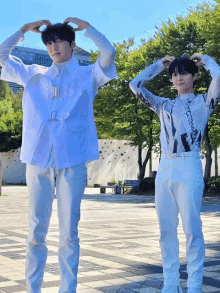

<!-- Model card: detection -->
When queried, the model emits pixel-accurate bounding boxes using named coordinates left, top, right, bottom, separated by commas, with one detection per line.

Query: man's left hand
left=190, top=53, right=204, bottom=66
left=63, top=17, right=90, bottom=31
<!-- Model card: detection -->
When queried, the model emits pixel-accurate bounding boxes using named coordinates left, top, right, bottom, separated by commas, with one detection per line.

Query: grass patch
left=0, top=194, right=8, bottom=196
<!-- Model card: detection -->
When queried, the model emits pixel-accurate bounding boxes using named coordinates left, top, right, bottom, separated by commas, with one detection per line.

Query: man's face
left=46, top=39, right=75, bottom=63
left=171, top=68, right=197, bottom=95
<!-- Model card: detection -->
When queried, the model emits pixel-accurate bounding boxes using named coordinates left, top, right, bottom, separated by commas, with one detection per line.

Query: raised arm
left=0, top=20, right=50, bottom=85
left=129, top=56, right=174, bottom=115
left=191, top=54, right=220, bottom=116
left=0, top=30, right=24, bottom=68
left=84, top=25, right=116, bottom=72
left=205, top=55, right=220, bottom=111
left=63, top=17, right=116, bottom=87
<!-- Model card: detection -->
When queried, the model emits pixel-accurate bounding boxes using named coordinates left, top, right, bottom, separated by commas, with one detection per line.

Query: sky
left=0, top=0, right=215, bottom=53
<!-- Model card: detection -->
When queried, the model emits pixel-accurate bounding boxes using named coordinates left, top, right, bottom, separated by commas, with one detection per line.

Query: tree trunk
left=139, top=112, right=154, bottom=181
left=0, top=160, right=2, bottom=196
left=138, top=143, right=143, bottom=180
left=149, top=151, right=152, bottom=176
left=140, top=147, right=152, bottom=181
left=215, top=147, right=218, bottom=177
left=204, top=125, right=212, bottom=180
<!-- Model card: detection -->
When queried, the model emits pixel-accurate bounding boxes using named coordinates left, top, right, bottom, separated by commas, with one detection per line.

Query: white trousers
left=25, top=146, right=87, bottom=293
left=155, top=153, right=205, bottom=289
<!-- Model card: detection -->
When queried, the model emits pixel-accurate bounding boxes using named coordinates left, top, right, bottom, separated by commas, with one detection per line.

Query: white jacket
left=0, top=26, right=117, bottom=169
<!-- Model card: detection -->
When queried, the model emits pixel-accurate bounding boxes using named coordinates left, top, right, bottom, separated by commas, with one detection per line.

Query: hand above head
left=21, top=20, right=51, bottom=34
left=190, top=53, right=204, bottom=66
left=161, top=56, right=175, bottom=68
left=63, top=17, right=90, bottom=31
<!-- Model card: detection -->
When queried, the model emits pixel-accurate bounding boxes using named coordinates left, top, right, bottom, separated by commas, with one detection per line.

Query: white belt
left=161, top=152, right=204, bottom=159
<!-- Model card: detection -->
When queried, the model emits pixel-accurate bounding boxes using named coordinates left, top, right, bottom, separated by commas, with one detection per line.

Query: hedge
left=127, top=176, right=220, bottom=196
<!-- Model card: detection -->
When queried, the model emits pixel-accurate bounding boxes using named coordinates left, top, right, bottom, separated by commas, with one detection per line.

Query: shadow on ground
left=83, top=194, right=220, bottom=215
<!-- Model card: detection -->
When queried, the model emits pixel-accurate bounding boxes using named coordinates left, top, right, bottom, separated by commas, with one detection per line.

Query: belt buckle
left=51, top=111, right=57, bottom=120
left=53, top=86, right=60, bottom=98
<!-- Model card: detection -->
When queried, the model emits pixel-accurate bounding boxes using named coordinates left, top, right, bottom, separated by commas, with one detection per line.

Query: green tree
left=92, top=39, right=161, bottom=181
left=0, top=82, right=23, bottom=195
left=0, top=80, right=15, bottom=101
left=0, top=97, right=23, bottom=151
left=190, top=0, right=220, bottom=178
left=207, top=104, right=220, bottom=176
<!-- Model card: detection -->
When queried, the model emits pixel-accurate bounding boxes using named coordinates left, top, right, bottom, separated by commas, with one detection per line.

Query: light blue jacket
left=0, top=27, right=116, bottom=169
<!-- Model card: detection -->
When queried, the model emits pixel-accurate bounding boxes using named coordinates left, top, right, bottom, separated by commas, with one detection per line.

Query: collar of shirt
left=44, top=57, right=81, bottom=77
left=54, top=57, right=72, bottom=75
left=177, top=93, right=195, bottom=102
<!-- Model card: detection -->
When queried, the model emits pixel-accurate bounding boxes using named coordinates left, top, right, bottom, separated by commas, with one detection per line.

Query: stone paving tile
left=0, top=187, right=220, bottom=292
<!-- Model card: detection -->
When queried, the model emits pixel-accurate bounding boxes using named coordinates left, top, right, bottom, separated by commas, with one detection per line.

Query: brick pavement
left=0, top=186, right=219, bottom=293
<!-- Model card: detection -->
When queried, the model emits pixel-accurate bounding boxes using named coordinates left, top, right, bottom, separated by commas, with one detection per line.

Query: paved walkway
left=0, top=186, right=220, bottom=293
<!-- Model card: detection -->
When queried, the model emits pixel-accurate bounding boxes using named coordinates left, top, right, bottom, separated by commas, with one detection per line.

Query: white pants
left=155, top=153, right=205, bottom=289
left=25, top=146, right=87, bottom=293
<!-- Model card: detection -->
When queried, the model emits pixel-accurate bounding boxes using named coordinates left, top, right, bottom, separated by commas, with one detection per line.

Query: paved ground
left=0, top=186, right=220, bottom=293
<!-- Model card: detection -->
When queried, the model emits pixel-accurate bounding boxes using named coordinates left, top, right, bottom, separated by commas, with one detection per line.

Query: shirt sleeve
left=129, top=59, right=168, bottom=115
left=84, top=25, right=116, bottom=89
left=202, top=55, right=220, bottom=118
left=0, top=30, right=31, bottom=86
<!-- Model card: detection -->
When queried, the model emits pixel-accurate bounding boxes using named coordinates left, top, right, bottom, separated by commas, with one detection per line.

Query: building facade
left=6, top=45, right=91, bottom=94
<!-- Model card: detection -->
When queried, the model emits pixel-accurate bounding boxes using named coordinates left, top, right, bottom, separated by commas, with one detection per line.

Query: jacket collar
left=44, top=57, right=80, bottom=76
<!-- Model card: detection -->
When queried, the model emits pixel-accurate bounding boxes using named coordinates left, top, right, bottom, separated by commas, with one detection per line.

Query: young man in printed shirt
left=0, top=18, right=116, bottom=293
left=129, top=54, right=220, bottom=293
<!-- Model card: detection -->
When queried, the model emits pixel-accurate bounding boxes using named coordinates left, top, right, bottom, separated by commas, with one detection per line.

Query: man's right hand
left=161, top=56, right=175, bottom=68
left=21, top=20, right=51, bottom=34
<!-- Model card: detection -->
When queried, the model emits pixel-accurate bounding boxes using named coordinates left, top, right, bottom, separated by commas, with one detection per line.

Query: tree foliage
left=0, top=81, right=23, bottom=152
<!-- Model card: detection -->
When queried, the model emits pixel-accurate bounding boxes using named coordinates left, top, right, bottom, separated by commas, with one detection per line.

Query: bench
left=122, top=180, right=140, bottom=194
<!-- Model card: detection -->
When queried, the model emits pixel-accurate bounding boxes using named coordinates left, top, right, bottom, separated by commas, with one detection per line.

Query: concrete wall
left=0, top=148, right=27, bottom=184
left=87, top=139, right=160, bottom=186
left=1, top=140, right=220, bottom=186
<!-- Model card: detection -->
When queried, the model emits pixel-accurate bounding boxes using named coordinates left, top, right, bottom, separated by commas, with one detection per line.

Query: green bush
left=204, top=176, right=220, bottom=196
left=118, top=180, right=123, bottom=186
left=127, top=176, right=220, bottom=196
left=126, top=177, right=155, bottom=195
left=139, top=177, right=155, bottom=192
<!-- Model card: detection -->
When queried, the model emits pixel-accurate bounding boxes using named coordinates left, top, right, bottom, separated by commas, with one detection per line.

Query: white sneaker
left=161, top=286, right=183, bottom=293
left=187, top=288, right=203, bottom=293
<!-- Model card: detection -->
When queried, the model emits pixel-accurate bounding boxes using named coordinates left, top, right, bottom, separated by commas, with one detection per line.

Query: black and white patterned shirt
left=129, top=56, right=220, bottom=155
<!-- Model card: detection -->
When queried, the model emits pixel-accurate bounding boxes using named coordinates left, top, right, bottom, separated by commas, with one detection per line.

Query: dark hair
left=169, top=56, right=198, bottom=77
left=41, top=23, right=75, bottom=46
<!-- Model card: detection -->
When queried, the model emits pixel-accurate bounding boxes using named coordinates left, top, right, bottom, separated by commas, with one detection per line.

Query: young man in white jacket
left=0, top=18, right=116, bottom=293
left=129, top=54, right=220, bottom=293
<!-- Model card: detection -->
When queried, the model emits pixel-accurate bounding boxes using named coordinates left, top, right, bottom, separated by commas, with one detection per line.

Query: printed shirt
left=0, top=25, right=117, bottom=169
left=129, top=56, right=220, bottom=155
